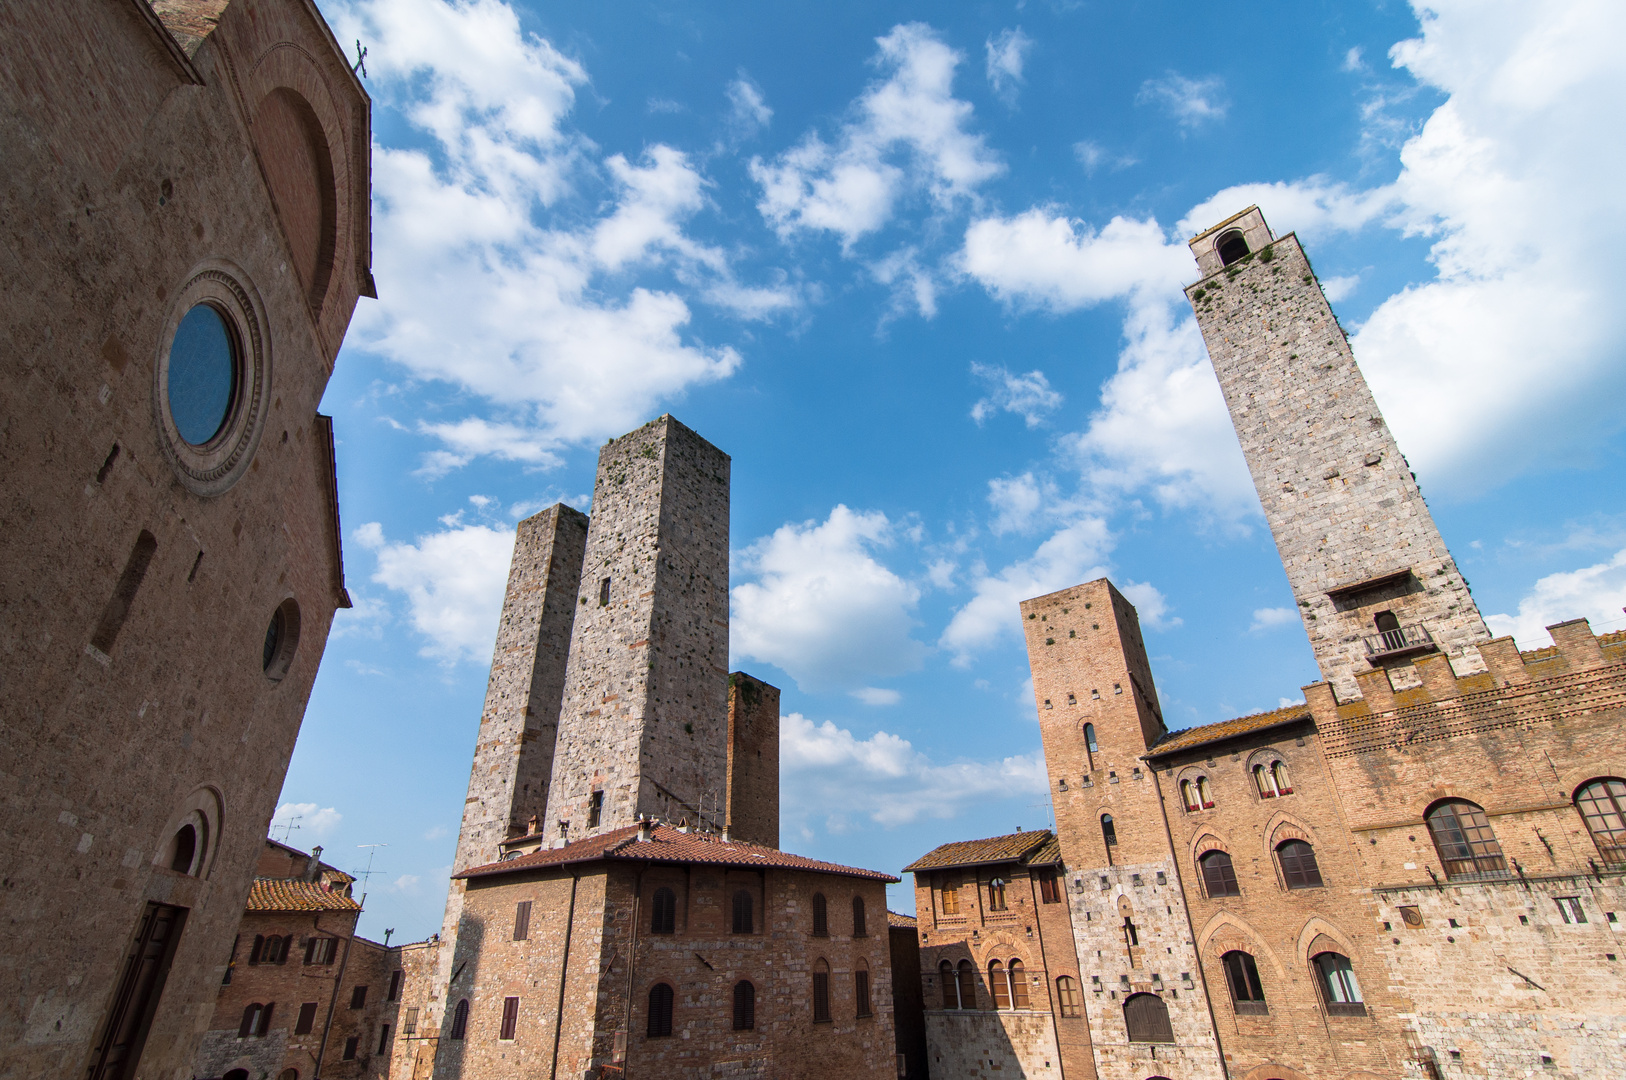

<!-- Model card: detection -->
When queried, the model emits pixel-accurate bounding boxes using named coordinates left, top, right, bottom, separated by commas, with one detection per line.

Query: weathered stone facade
left=0, top=2, right=370, bottom=1076
left=545, top=416, right=733, bottom=840
left=726, top=672, right=781, bottom=849
left=1186, top=207, right=1489, bottom=700
left=909, top=209, right=1626, bottom=1080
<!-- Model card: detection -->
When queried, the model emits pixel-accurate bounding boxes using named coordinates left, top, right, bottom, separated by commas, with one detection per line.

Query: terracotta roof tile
left=887, top=910, right=918, bottom=928
left=247, top=878, right=361, bottom=913
left=1146, top=702, right=1311, bottom=758
left=1026, top=836, right=1063, bottom=866
left=457, top=824, right=898, bottom=883
left=902, top=830, right=1054, bottom=873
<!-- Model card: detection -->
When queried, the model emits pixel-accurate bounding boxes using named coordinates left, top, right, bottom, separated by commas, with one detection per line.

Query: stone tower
left=543, top=416, right=731, bottom=840
left=1185, top=206, right=1490, bottom=699
left=725, top=671, right=781, bottom=848
left=1023, top=580, right=1225, bottom=1080
left=450, top=504, right=589, bottom=874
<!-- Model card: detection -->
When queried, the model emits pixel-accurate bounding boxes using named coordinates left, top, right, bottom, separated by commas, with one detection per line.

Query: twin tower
left=448, top=415, right=776, bottom=884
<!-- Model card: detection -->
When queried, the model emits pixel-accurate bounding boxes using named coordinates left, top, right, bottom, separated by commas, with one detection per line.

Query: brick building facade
left=0, top=1, right=371, bottom=1076
left=908, top=209, right=1626, bottom=1080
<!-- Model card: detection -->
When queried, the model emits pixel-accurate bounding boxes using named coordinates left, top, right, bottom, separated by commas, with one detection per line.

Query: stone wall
left=1186, top=209, right=1489, bottom=699
left=545, top=416, right=732, bottom=839
left=0, top=1, right=369, bottom=1075
left=727, top=672, right=780, bottom=849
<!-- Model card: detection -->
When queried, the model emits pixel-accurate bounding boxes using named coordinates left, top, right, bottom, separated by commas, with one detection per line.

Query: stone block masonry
left=1186, top=207, right=1490, bottom=700
left=451, top=504, right=588, bottom=875
left=727, top=672, right=780, bottom=849
left=545, top=416, right=731, bottom=839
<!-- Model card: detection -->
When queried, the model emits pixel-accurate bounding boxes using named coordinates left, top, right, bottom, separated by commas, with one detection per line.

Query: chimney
left=637, top=817, right=654, bottom=843
left=527, top=814, right=539, bottom=836
left=305, top=845, right=324, bottom=882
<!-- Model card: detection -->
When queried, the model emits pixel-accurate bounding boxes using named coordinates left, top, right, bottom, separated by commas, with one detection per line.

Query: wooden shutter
left=450, top=999, right=468, bottom=1040
left=1279, top=841, right=1323, bottom=888
left=812, top=971, right=830, bottom=1023
left=342, top=1036, right=360, bottom=1061
left=238, top=1005, right=260, bottom=1039
left=990, top=961, right=1009, bottom=1009
left=295, top=1001, right=319, bottom=1034
left=499, top=996, right=520, bottom=1040
left=732, top=981, right=755, bottom=1030
left=852, top=895, right=866, bottom=937
left=939, top=963, right=956, bottom=1009
left=1201, top=852, right=1240, bottom=897
left=255, top=1002, right=275, bottom=1036
left=514, top=900, right=532, bottom=941
left=956, top=962, right=976, bottom=1011
left=812, top=893, right=827, bottom=936
left=1123, top=993, right=1173, bottom=1043
left=856, top=969, right=871, bottom=1017
left=1010, top=961, right=1029, bottom=1009
left=647, top=984, right=673, bottom=1037
left=87, top=904, right=186, bottom=1080
left=733, top=890, right=753, bottom=934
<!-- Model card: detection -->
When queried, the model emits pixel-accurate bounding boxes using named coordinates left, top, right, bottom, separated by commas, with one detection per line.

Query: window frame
left=1312, top=952, right=1366, bottom=1016
left=856, top=961, right=873, bottom=1018
left=732, top=888, right=754, bottom=935
left=812, top=961, right=832, bottom=1024
left=650, top=886, right=677, bottom=935
left=499, top=996, right=520, bottom=1041
left=988, top=877, right=1007, bottom=911
left=1122, top=992, right=1174, bottom=1043
left=1199, top=850, right=1241, bottom=898
left=647, top=983, right=674, bottom=1038
left=1009, top=959, right=1029, bottom=1009
left=811, top=892, right=828, bottom=937
left=852, top=894, right=867, bottom=937
left=1055, top=975, right=1081, bottom=1018
left=989, top=960, right=1010, bottom=1009
left=733, top=980, right=756, bottom=1030
left=1574, top=778, right=1626, bottom=865
left=1425, top=799, right=1507, bottom=879
left=956, top=960, right=977, bottom=1011
left=1276, top=839, right=1324, bottom=889
left=1221, top=951, right=1267, bottom=1015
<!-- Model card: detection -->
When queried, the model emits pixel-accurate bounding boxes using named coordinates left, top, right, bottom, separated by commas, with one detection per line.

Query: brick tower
left=543, top=415, right=732, bottom=840
left=1024, top=580, right=1225, bottom=1080
left=450, top=504, right=589, bottom=874
left=1185, top=207, right=1490, bottom=699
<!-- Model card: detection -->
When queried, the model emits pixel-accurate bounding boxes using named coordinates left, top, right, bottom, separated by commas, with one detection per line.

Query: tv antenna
left=272, top=814, right=302, bottom=842
left=352, top=40, right=368, bottom=78
left=354, top=843, right=387, bottom=908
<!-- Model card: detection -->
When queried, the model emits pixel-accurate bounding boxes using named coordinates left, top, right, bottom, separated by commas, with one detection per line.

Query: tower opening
left=1217, top=230, right=1249, bottom=266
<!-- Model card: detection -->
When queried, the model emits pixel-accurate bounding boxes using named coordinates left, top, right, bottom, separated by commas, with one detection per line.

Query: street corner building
left=907, top=207, right=1626, bottom=1080
left=0, top=0, right=372, bottom=1076
left=396, top=416, right=904, bottom=1079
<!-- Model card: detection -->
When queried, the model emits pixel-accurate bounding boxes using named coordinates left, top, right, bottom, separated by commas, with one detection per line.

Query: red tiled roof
left=902, top=830, right=1054, bottom=873
left=247, top=878, right=361, bottom=913
left=1146, top=702, right=1312, bottom=758
left=457, top=824, right=898, bottom=883
left=887, top=910, right=918, bottom=928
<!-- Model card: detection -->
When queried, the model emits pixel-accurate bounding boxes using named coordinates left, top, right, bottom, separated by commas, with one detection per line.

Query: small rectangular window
left=378, top=1024, right=391, bottom=1054
left=388, top=969, right=403, bottom=1001
left=1557, top=897, right=1587, bottom=924
left=342, top=1035, right=359, bottom=1061
left=350, top=985, right=368, bottom=1009
left=588, top=791, right=604, bottom=829
left=403, top=1006, right=419, bottom=1035
left=514, top=900, right=532, bottom=941
left=500, top=996, right=520, bottom=1040
left=599, top=577, right=611, bottom=606
left=812, top=973, right=831, bottom=1023
left=295, top=1001, right=319, bottom=1035
left=91, top=530, right=157, bottom=654
left=856, top=969, right=872, bottom=1017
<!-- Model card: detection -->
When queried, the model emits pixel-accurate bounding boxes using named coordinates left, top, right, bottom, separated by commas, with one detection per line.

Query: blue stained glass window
left=168, top=304, right=237, bottom=445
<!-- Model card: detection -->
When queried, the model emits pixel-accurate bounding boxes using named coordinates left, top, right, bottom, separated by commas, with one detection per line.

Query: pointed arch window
left=956, top=960, right=977, bottom=1011
left=647, top=983, right=674, bottom=1037
left=989, top=960, right=1010, bottom=1009
left=939, top=961, right=958, bottom=1009
left=1575, top=777, right=1626, bottom=865
left=1055, top=976, right=1081, bottom=1018
left=811, top=892, right=828, bottom=936
left=1425, top=800, right=1506, bottom=878
left=1221, top=951, right=1267, bottom=1015
left=651, top=887, right=676, bottom=934
left=1254, top=764, right=1279, bottom=798
left=812, top=960, right=831, bottom=1023
left=1198, top=776, right=1215, bottom=808
left=1199, top=850, right=1240, bottom=897
left=1009, top=960, right=1029, bottom=1009
left=1101, top=814, right=1118, bottom=864
left=1313, top=952, right=1365, bottom=1016
left=1277, top=839, right=1323, bottom=889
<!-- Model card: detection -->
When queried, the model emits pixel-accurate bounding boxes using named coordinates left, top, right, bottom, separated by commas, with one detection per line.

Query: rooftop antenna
left=273, top=814, right=303, bottom=842
left=383, top=928, right=394, bottom=947
left=352, top=40, right=368, bottom=78
left=354, top=843, right=387, bottom=908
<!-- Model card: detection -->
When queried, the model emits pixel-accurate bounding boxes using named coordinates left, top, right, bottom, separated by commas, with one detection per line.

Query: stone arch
left=1556, top=761, right=1626, bottom=803
left=1294, top=915, right=1358, bottom=968
left=1116, top=894, right=1134, bottom=917
left=1264, top=811, right=1319, bottom=854
left=1190, top=831, right=1229, bottom=860
left=151, top=784, right=224, bottom=879
left=1195, top=911, right=1288, bottom=983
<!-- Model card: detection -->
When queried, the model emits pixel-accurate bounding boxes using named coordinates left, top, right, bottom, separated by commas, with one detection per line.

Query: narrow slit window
left=812, top=892, right=828, bottom=936
left=812, top=961, right=831, bottom=1023
left=650, top=887, right=676, bottom=935
left=856, top=960, right=872, bottom=1017
left=513, top=900, right=532, bottom=941
left=499, top=996, right=519, bottom=1041
left=732, top=889, right=753, bottom=934
left=587, top=790, right=603, bottom=828
left=599, top=577, right=611, bottom=606
left=91, top=531, right=157, bottom=654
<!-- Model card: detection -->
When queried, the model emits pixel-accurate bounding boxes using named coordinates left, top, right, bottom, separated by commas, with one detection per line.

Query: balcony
left=1362, top=623, right=1436, bottom=661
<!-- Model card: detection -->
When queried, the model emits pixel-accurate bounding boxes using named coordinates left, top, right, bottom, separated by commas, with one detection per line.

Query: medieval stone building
left=396, top=416, right=902, bottom=1079
left=0, top=1, right=371, bottom=1077
left=909, top=208, right=1626, bottom=1080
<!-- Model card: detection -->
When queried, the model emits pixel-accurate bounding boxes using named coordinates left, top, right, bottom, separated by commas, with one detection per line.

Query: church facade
left=909, top=208, right=1626, bottom=1080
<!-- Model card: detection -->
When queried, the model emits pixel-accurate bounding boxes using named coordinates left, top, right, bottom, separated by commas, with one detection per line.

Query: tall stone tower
left=1185, top=206, right=1490, bottom=699
left=544, top=416, right=731, bottom=839
left=450, top=504, right=589, bottom=874
left=1023, top=580, right=1225, bottom=1080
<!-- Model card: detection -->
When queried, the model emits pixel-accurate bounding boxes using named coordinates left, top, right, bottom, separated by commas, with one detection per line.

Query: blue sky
left=278, top=0, right=1626, bottom=940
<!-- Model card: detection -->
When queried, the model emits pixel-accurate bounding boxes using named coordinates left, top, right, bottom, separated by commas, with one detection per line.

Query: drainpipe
left=621, top=867, right=644, bottom=1079
left=548, top=869, right=581, bottom=1080
left=313, top=907, right=358, bottom=1079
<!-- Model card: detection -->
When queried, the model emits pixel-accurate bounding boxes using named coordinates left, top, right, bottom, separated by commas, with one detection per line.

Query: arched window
left=1121, top=917, right=1139, bottom=948
left=856, top=958, right=872, bottom=1018
left=939, top=875, right=960, bottom=916
left=811, top=892, right=828, bottom=936
left=989, top=960, right=1009, bottom=1009
left=1271, top=762, right=1292, bottom=796
left=1123, top=992, right=1174, bottom=1042
left=1181, top=780, right=1198, bottom=812
left=651, top=887, right=676, bottom=934
left=852, top=895, right=867, bottom=937
left=648, top=983, right=674, bottom=1036
left=1221, top=951, right=1266, bottom=1014
left=1009, top=959, right=1029, bottom=1009
left=1198, top=776, right=1215, bottom=808
left=1277, top=840, right=1323, bottom=888
left=239, top=1003, right=263, bottom=1038
left=169, top=824, right=197, bottom=873
left=1199, top=850, right=1240, bottom=897
left=1101, top=815, right=1118, bottom=864
left=225, top=1071, right=250, bottom=1080
left=988, top=877, right=1007, bottom=911
left=1055, top=976, right=1081, bottom=1018
left=1216, top=230, right=1249, bottom=266
left=1575, top=778, right=1626, bottom=865
left=279, top=1069, right=299, bottom=1080
left=812, top=960, right=831, bottom=1023
left=939, top=961, right=958, bottom=1009
left=1313, top=953, right=1365, bottom=1016
left=733, top=980, right=755, bottom=1030
left=450, top=998, right=469, bottom=1040
left=732, top=889, right=754, bottom=934
left=1084, top=723, right=1098, bottom=753
left=249, top=935, right=265, bottom=965
left=1425, top=800, right=1506, bottom=878
left=956, top=960, right=977, bottom=1011
left=1254, top=764, right=1279, bottom=798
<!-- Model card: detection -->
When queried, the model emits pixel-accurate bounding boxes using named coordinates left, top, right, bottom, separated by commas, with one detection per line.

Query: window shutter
left=1010, top=961, right=1029, bottom=1009
left=812, top=972, right=830, bottom=1022
left=852, top=895, right=866, bottom=937
left=647, top=984, right=674, bottom=1037
left=255, top=1002, right=275, bottom=1036
left=239, top=1005, right=260, bottom=1039
left=449, top=999, right=469, bottom=1040
left=250, top=935, right=265, bottom=965
left=990, top=961, right=1009, bottom=1009
left=295, top=1001, right=319, bottom=1035
left=856, top=969, right=871, bottom=1017
left=514, top=900, right=532, bottom=941
left=350, top=985, right=368, bottom=1009
left=499, top=996, right=520, bottom=1040
left=733, top=981, right=755, bottom=1030
left=812, top=893, right=827, bottom=936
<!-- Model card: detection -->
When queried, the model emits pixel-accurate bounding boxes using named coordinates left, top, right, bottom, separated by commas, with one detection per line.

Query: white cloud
left=1484, top=548, right=1626, bottom=646
left=731, top=506, right=927, bottom=691
left=961, top=211, right=1190, bottom=313
left=423, top=825, right=451, bottom=841
left=272, top=802, right=343, bottom=842
left=869, top=247, right=940, bottom=318
left=1176, top=177, right=1394, bottom=244
left=1120, top=580, right=1181, bottom=630
left=1251, top=606, right=1298, bottom=631
left=330, top=0, right=790, bottom=474
left=851, top=687, right=902, bottom=706
left=940, top=517, right=1113, bottom=665
left=780, top=712, right=1046, bottom=828
left=751, top=23, right=1003, bottom=247
left=360, top=519, right=516, bottom=664
left=1136, top=73, right=1228, bottom=128
left=985, top=28, right=1032, bottom=105
left=1343, top=46, right=1366, bottom=72
left=389, top=874, right=424, bottom=894
left=727, top=76, right=773, bottom=134
left=1320, top=274, right=1360, bottom=303
left=987, top=473, right=1048, bottom=536
left=1073, top=140, right=1135, bottom=177
left=970, top=363, right=1062, bottom=428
